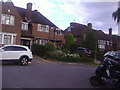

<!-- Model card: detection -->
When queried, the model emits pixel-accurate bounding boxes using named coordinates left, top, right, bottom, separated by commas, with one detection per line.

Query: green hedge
left=31, top=44, right=46, bottom=57
left=49, top=56, right=93, bottom=63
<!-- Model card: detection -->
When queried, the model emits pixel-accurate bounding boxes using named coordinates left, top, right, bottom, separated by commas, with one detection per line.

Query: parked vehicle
left=76, top=47, right=91, bottom=56
left=0, top=45, right=33, bottom=66
left=90, top=51, right=120, bottom=88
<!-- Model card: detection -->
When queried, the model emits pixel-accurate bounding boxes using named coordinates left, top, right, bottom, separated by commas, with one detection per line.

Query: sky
left=3, top=0, right=120, bottom=34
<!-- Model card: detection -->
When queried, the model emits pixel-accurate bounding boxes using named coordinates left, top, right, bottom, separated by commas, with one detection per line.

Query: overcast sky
left=4, top=0, right=120, bottom=34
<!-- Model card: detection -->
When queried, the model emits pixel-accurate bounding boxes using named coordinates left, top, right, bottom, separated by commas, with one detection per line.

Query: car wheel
left=90, top=76, right=103, bottom=86
left=20, top=57, right=28, bottom=66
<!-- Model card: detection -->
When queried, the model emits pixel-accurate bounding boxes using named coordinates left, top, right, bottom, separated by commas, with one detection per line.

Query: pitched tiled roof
left=15, top=7, right=57, bottom=27
left=94, top=30, right=110, bottom=40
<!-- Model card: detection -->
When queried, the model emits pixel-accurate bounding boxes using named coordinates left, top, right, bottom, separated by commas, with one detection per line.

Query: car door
left=2, top=46, right=20, bottom=60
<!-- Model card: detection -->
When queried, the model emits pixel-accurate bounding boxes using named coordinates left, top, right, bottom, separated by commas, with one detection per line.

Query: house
left=64, top=22, right=120, bottom=51
left=64, top=22, right=87, bottom=45
left=0, top=0, right=64, bottom=48
left=0, top=1, right=21, bottom=47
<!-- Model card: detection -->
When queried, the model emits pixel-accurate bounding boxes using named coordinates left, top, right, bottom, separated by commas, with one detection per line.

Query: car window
left=3, top=46, right=27, bottom=51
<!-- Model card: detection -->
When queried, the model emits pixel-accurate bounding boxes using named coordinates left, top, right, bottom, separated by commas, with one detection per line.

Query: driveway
left=2, top=56, right=109, bottom=88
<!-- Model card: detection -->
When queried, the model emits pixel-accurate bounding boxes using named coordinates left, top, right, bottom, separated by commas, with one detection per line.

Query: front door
left=21, top=39, right=31, bottom=49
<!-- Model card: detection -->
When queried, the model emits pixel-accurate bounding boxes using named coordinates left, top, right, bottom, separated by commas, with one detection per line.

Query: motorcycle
left=90, top=51, right=120, bottom=88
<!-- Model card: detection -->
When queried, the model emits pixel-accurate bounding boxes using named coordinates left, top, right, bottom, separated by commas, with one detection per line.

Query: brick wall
left=2, top=2, right=22, bottom=45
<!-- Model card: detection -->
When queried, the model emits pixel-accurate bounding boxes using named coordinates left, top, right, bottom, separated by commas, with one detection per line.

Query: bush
left=70, top=43, right=78, bottom=53
left=45, top=41, right=55, bottom=52
left=31, top=44, right=46, bottom=57
left=46, top=50, right=64, bottom=58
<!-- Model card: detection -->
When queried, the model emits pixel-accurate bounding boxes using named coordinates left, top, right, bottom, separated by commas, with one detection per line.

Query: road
left=2, top=56, right=107, bottom=88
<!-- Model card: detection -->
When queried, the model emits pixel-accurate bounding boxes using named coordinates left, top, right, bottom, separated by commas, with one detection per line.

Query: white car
left=0, top=45, right=33, bottom=66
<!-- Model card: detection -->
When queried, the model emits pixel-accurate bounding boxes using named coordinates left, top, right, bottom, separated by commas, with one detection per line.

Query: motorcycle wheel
left=114, top=81, right=120, bottom=88
left=90, top=76, right=102, bottom=86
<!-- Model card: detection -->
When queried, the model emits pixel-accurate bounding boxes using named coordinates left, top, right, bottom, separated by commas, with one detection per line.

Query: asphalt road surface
left=2, top=56, right=112, bottom=88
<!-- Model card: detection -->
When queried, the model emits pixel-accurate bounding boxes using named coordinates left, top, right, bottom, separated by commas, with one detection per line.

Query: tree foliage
left=65, top=33, right=75, bottom=50
left=83, top=29, right=97, bottom=51
left=112, top=7, right=120, bottom=23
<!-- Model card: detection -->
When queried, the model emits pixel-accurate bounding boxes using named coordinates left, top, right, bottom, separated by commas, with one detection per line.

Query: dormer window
left=38, top=24, right=49, bottom=32
left=1, top=14, right=14, bottom=26
left=21, top=22, right=28, bottom=31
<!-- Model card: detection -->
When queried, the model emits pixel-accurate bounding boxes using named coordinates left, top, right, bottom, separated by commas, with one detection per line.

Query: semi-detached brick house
left=64, top=22, right=120, bottom=51
left=0, top=0, right=64, bottom=48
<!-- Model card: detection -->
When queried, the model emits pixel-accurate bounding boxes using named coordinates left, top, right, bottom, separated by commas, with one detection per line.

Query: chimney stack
left=109, top=28, right=112, bottom=36
left=26, top=3, right=32, bottom=21
left=87, top=23, right=92, bottom=29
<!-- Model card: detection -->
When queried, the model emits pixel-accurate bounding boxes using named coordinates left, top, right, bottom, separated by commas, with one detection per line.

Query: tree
left=65, top=33, right=75, bottom=51
left=112, top=5, right=120, bottom=23
left=83, top=29, right=97, bottom=53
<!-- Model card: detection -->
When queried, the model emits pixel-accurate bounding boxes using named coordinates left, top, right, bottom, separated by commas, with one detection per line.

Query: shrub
left=45, top=41, right=55, bottom=52
left=46, top=50, right=64, bottom=58
left=70, top=43, right=78, bottom=53
left=97, top=51, right=107, bottom=61
left=31, top=44, right=46, bottom=57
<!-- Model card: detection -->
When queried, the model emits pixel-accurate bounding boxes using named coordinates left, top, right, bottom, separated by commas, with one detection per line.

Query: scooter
left=90, top=57, right=120, bottom=88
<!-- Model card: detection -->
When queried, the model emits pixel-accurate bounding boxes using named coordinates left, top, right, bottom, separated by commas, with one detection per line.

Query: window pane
left=38, top=24, right=41, bottom=31
left=3, top=46, right=14, bottom=51
left=6, top=15, right=10, bottom=25
left=4, top=35, right=7, bottom=44
left=13, top=36, right=16, bottom=44
left=1, top=14, right=6, bottom=24
left=7, top=35, right=11, bottom=44
left=21, top=22, right=28, bottom=30
left=10, top=16, right=14, bottom=25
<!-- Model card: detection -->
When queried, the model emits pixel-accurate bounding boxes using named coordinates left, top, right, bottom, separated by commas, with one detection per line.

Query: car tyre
left=20, top=56, right=28, bottom=66
left=90, top=76, right=103, bottom=86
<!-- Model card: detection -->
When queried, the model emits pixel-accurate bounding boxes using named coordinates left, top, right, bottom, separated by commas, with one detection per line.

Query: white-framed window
left=56, top=28, right=61, bottom=35
left=107, top=41, right=110, bottom=46
left=0, top=32, right=16, bottom=45
left=98, top=40, right=106, bottom=45
left=21, top=22, right=28, bottom=30
left=36, top=39, right=48, bottom=45
left=98, top=45, right=105, bottom=49
left=38, top=24, right=49, bottom=32
left=1, top=14, right=15, bottom=26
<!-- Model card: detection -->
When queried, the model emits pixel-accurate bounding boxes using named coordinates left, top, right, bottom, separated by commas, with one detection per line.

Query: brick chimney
left=26, top=3, right=32, bottom=21
left=87, top=23, right=92, bottom=29
left=109, top=28, right=112, bottom=36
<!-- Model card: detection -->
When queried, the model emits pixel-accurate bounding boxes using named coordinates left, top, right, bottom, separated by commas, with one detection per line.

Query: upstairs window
left=1, top=14, right=14, bottom=26
left=38, top=24, right=49, bottom=32
left=21, top=22, right=28, bottom=30
left=56, top=28, right=61, bottom=35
